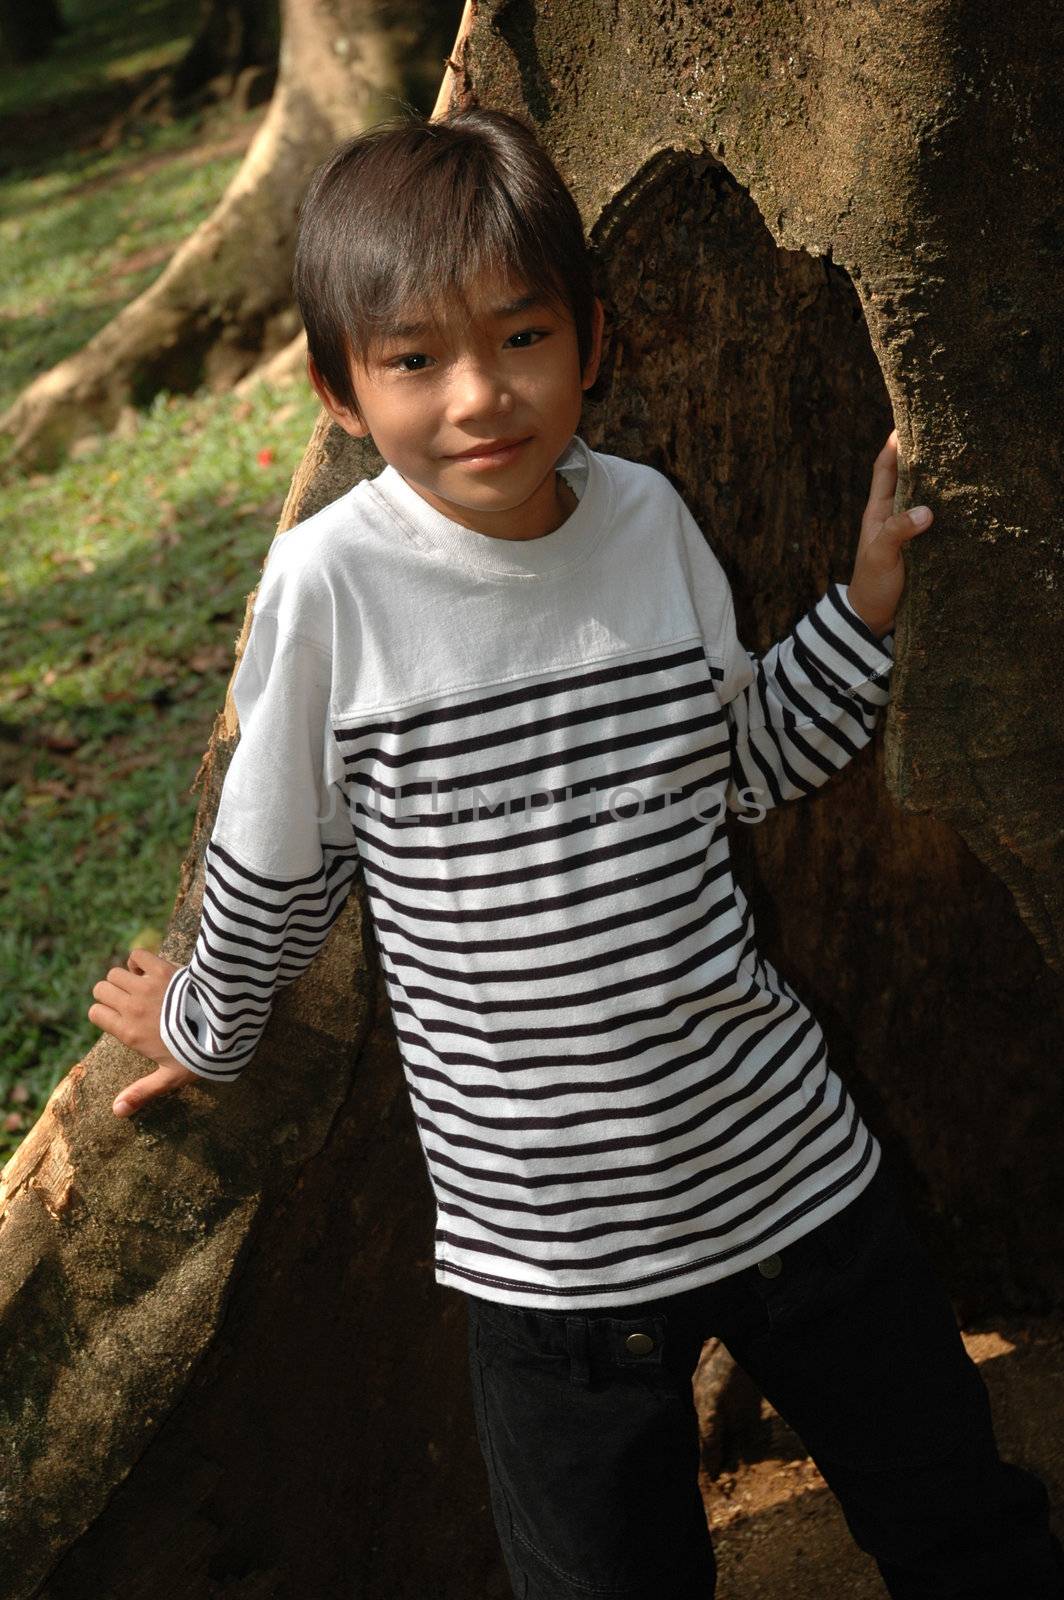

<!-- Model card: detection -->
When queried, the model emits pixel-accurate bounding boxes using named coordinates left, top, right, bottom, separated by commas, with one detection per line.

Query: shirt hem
left=433, top=1136, right=882, bottom=1310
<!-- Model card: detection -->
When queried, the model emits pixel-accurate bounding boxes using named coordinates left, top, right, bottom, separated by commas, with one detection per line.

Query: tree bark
left=2, top=3, right=1062, bottom=1597
left=0, top=0, right=422, bottom=471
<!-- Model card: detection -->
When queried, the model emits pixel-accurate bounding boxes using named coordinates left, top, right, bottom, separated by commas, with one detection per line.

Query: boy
left=89, top=108, right=1064, bottom=1598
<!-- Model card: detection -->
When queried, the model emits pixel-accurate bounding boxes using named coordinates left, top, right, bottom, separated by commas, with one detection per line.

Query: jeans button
left=756, top=1252, right=783, bottom=1279
left=625, top=1332, right=655, bottom=1355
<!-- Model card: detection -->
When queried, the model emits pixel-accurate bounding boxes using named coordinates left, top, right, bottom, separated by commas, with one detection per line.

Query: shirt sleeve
left=159, top=607, right=362, bottom=1081
left=711, top=579, right=896, bottom=819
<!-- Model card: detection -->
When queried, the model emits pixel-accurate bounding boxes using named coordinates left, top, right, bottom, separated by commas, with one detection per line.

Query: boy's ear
left=581, top=297, right=606, bottom=392
left=306, top=352, right=370, bottom=439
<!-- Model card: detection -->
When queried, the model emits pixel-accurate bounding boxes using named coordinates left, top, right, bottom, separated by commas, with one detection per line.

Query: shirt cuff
left=836, top=583, right=896, bottom=653
left=792, top=583, right=895, bottom=700
left=159, top=963, right=244, bottom=1082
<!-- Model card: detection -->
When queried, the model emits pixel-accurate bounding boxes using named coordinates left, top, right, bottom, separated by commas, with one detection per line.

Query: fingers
left=864, top=431, right=932, bottom=545
left=867, top=507, right=933, bottom=559
left=87, top=999, right=124, bottom=1036
left=129, top=947, right=167, bottom=969
left=866, top=444, right=899, bottom=522
left=89, top=976, right=132, bottom=1029
left=89, top=968, right=154, bottom=1048
left=128, top=947, right=181, bottom=978
left=92, top=952, right=176, bottom=1019
left=884, top=506, right=932, bottom=540
left=113, top=1062, right=195, bottom=1118
left=97, top=968, right=138, bottom=1000
left=113, top=1073, right=154, bottom=1117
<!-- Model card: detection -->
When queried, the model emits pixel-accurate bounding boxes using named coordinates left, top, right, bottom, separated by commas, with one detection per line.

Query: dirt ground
left=702, top=1317, right=1064, bottom=1597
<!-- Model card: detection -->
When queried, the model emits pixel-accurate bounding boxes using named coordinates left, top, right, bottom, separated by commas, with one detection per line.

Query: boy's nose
left=449, top=362, right=514, bottom=420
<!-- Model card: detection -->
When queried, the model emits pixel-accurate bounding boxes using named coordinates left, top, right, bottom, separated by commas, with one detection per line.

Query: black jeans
left=464, top=1161, right=1064, bottom=1599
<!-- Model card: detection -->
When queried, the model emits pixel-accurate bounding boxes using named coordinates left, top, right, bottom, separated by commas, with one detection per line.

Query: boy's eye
left=385, top=328, right=549, bottom=373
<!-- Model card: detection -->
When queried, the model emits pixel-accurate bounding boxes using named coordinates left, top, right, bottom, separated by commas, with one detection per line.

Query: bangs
left=294, top=108, right=597, bottom=417
left=339, top=150, right=573, bottom=365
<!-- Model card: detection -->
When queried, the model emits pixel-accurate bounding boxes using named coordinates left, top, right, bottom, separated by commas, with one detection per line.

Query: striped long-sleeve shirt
left=160, top=435, right=896, bottom=1309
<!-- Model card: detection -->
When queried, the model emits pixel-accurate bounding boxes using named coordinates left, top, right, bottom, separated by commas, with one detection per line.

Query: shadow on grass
left=0, top=0, right=197, bottom=139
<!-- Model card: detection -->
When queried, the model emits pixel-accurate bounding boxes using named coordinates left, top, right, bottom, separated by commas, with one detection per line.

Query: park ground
left=706, top=1319, right=1064, bottom=1595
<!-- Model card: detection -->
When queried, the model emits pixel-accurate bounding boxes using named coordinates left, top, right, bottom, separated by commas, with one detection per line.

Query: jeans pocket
left=745, top=1169, right=904, bottom=1333
left=818, top=1162, right=900, bottom=1274
left=464, top=1294, right=715, bottom=1597
left=468, top=1293, right=682, bottom=1388
left=467, top=1293, right=571, bottom=1374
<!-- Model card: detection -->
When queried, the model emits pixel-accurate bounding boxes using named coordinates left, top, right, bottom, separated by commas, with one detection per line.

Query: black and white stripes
left=160, top=837, right=360, bottom=1079
left=717, top=580, right=894, bottom=817
left=158, top=435, right=896, bottom=1309
left=326, top=586, right=891, bottom=1306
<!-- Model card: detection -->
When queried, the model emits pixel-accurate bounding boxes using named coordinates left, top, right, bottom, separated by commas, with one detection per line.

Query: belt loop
left=566, top=1315, right=591, bottom=1387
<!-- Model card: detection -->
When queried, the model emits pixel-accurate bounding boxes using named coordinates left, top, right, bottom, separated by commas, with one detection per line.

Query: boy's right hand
left=88, top=946, right=202, bottom=1117
left=110, top=1060, right=201, bottom=1118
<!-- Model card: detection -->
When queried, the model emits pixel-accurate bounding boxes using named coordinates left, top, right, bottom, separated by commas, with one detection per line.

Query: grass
left=0, top=12, right=272, bottom=418
left=0, top=381, right=323, bottom=1160
left=0, top=2, right=325, bottom=1163
left=0, top=112, right=271, bottom=413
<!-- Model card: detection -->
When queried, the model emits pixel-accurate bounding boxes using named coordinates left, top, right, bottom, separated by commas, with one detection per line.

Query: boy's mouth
left=446, top=436, right=532, bottom=464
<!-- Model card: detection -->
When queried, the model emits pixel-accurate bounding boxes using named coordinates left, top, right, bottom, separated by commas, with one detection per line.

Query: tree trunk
left=92, top=0, right=283, bottom=152
left=169, top=0, right=282, bottom=106
left=0, top=0, right=426, bottom=471
left=2, top=3, right=1062, bottom=1597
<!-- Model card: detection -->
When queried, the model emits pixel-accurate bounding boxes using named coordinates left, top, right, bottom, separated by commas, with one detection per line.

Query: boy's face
left=308, top=270, right=604, bottom=542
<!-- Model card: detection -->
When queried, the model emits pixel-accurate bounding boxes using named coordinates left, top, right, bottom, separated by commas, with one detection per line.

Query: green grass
left=0, top=0, right=325, bottom=1162
left=0, top=380, right=322, bottom=1157
left=0, top=102, right=268, bottom=415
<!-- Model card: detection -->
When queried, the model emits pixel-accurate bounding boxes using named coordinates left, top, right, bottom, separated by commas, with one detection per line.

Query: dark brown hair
left=292, top=105, right=599, bottom=420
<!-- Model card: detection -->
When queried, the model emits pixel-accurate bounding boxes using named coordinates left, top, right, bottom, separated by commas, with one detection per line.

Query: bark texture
left=3, top=3, right=1062, bottom=1597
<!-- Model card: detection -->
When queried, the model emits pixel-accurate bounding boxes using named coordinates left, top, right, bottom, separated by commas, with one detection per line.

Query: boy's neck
left=399, top=468, right=578, bottom=542
left=555, top=471, right=579, bottom=524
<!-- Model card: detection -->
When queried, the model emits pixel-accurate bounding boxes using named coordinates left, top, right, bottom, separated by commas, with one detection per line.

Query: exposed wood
left=431, top=0, right=477, bottom=119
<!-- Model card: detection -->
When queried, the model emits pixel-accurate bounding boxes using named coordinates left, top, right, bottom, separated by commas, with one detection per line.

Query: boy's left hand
left=846, top=428, right=933, bottom=639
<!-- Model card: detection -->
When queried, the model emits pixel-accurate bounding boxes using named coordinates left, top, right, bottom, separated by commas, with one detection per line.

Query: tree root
left=0, top=0, right=409, bottom=472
